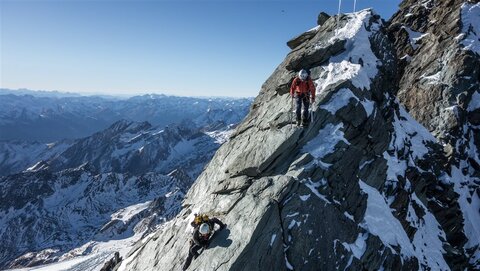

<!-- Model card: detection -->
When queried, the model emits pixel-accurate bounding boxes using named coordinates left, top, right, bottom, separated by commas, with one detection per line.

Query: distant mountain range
left=0, top=120, right=228, bottom=177
left=0, top=88, right=83, bottom=98
left=0, top=88, right=252, bottom=142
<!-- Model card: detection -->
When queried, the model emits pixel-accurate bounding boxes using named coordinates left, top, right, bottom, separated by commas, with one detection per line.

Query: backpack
left=192, top=213, right=210, bottom=227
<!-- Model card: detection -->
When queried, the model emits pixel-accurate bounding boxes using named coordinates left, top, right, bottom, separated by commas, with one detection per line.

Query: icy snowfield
left=12, top=242, right=130, bottom=271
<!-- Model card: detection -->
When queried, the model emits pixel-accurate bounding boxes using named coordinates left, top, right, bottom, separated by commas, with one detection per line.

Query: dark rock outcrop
left=287, top=12, right=331, bottom=50
left=317, top=12, right=330, bottom=26
left=100, top=252, right=122, bottom=271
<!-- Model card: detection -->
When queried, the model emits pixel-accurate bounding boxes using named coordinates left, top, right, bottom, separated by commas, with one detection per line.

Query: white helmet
left=199, top=223, right=211, bottom=235
left=299, top=69, right=309, bottom=81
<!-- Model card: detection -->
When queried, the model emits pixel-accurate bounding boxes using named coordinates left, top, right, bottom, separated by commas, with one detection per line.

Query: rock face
left=287, top=12, right=331, bottom=50
left=117, top=6, right=479, bottom=271
left=388, top=0, right=480, bottom=267
left=317, top=12, right=330, bottom=26
left=389, top=0, right=480, bottom=136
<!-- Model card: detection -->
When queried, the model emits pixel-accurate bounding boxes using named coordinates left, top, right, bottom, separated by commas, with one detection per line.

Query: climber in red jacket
left=290, top=69, right=316, bottom=126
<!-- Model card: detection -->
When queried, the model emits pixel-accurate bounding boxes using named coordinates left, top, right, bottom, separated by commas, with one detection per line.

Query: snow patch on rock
left=401, top=26, right=429, bottom=50
left=302, top=123, right=350, bottom=160
left=410, top=194, right=450, bottom=270
left=342, top=233, right=367, bottom=259
left=420, top=71, right=442, bottom=85
left=391, top=104, right=436, bottom=160
left=467, top=91, right=480, bottom=112
left=444, top=166, right=480, bottom=268
left=320, top=88, right=374, bottom=117
left=359, top=181, right=415, bottom=259
left=316, top=9, right=381, bottom=92
left=460, top=3, right=480, bottom=55
left=304, top=179, right=331, bottom=204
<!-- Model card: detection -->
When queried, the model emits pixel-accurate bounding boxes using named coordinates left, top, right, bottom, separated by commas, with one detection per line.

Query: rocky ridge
left=117, top=6, right=479, bottom=271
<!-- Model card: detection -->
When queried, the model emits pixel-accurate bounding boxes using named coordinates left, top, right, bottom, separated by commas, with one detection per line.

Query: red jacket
left=290, top=77, right=316, bottom=100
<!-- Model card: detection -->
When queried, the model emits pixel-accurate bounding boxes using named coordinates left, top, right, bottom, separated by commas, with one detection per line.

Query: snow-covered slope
left=460, top=2, right=480, bottom=55
left=0, top=119, right=231, bottom=178
left=0, top=140, right=70, bottom=176
left=0, top=166, right=187, bottom=269
left=48, top=120, right=221, bottom=179
left=115, top=8, right=476, bottom=271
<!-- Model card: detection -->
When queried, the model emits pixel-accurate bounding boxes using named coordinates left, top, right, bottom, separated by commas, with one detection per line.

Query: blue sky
left=0, top=0, right=402, bottom=97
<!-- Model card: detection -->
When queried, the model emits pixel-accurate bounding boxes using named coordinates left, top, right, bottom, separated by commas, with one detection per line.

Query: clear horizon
left=0, top=87, right=256, bottom=99
left=1, top=0, right=401, bottom=98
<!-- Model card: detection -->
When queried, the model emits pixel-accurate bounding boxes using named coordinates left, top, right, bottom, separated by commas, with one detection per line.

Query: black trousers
left=295, top=93, right=310, bottom=121
left=182, top=243, right=203, bottom=270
